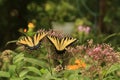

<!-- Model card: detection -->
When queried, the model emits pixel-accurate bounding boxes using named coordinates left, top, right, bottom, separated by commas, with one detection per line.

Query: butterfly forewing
left=33, top=32, right=47, bottom=46
left=33, top=33, right=40, bottom=46
left=47, top=36, right=60, bottom=50
left=56, top=37, right=61, bottom=50
left=59, top=38, right=67, bottom=50
left=18, top=38, right=27, bottom=45
left=47, top=36, right=76, bottom=51
left=61, top=37, right=76, bottom=50
left=25, top=36, right=34, bottom=47
left=60, top=38, right=64, bottom=46
left=64, top=38, right=76, bottom=48
left=59, top=38, right=66, bottom=50
left=17, top=36, right=34, bottom=48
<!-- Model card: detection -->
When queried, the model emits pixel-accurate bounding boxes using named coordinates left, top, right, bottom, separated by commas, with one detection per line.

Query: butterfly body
left=17, top=32, right=47, bottom=50
left=24, top=42, right=40, bottom=50
left=55, top=49, right=65, bottom=54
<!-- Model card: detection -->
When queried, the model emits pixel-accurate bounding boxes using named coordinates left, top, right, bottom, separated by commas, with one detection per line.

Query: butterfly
left=47, top=36, right=77, bottom=54
left=17, top=32, right=47, bottom=50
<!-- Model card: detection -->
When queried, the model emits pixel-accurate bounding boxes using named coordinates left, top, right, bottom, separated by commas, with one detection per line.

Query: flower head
left=66, top=59, right=86, bottom=70
left=66, top=65, right=80, bottom=70
left=23, top=28, right=27, bottom=32
left=78, top=25, right=90, bottom=34
left=86, top=44, right=119, bottom=63
left=28, top=22, right=35, bottom=29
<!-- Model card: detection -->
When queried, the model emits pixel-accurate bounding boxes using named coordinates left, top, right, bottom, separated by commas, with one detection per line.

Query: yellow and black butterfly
left=47, top=36, right=77, bottom=54
left=17, top=32, right=47, bottom=50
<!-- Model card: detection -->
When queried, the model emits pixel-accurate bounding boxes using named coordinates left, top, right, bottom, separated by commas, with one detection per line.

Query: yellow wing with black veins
left=48, top=36, right=76, bottom=51
left=47, top=36, right=60, bottom=50
left=33, top=32, right=47, bottom=46
left=17, top=36, right=34, bottom=47
left=59, top=37, right=76, bottom=51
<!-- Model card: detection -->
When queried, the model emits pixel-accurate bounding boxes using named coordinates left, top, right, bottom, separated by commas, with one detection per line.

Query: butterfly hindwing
left=26, top=36, right=34, bottom=47
left=17, top=36, right=33, bottom=47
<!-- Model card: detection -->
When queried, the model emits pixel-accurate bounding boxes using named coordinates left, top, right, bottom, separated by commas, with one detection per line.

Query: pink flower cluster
left=78, top=26, right=90, bottom=34
left=86, top=44, right=118, bottom=63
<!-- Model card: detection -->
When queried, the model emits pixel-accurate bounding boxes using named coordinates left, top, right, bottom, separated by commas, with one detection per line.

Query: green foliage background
left=0, top=0, right=120, bottom=50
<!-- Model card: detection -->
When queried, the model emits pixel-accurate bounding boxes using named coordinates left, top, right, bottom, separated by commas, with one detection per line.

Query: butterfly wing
left=17, top=32, right=47, bottom=50
left=60, top=37, right=76, bottom=51
left=17, top=36, right=34, bottom=48
left=48, top=36, right=76, bottom=51
left=33, top=32, right=47, bottom=46
left=47, top=36, right=60, bottom=50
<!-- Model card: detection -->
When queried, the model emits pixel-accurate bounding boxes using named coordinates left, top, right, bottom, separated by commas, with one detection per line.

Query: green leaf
left=40, top=68, right=49, bottom=74
left=13, top=53, right=24, bottom=64
left=0, top=71, right=10, bottom=77
left=19, top=69, right=29, bottom=77
left=40, top=71, right=55, bottom=80
left=20, top=67, right=41, bottom=77
left=8, top=65, right=16, bottom=76
left=10, top=77, right=24, bottom=80
left=103, top=33, right=120, bottom=42
left=104, top=63, right=120, bottom=76
left=25, top=75, right=42, bottom=80
left=103, top=76, right=117, bottom=80
left=24, top=57, right=48, bottom=68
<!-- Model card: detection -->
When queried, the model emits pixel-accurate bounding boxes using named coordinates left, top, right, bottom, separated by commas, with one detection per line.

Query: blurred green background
left=0, top=0, right=120, bottom=50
